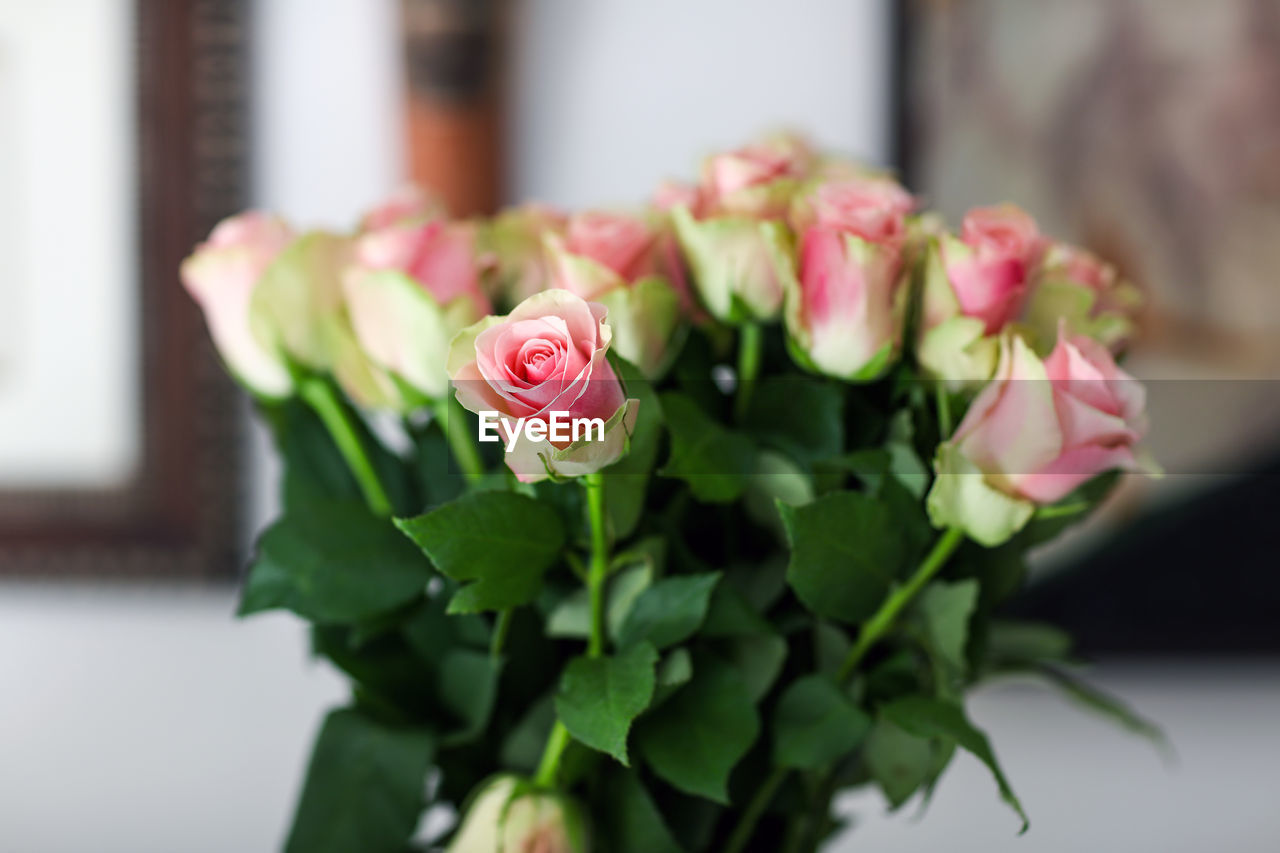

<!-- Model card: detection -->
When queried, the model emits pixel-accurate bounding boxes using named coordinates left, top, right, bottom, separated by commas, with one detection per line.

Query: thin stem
left=531, top=472, right=611, bottom=790
left=935, top=383, right=953, bottom=439
left=734, top=323, right=764, bottom=422
left=298, top=377, right=393, bottom=517
left=434, top=395, right=484, bottom=483
left=838, top=527, right=966, bottom=682
left=533, top=720, right=572, bottom=788
left=1036, top=501, right=1090, bottom=520
left=489, top=610, right=512, bottom=659
left=723, top=767, right=788, bottom=853
left=584, top=472, right=609, bottom=658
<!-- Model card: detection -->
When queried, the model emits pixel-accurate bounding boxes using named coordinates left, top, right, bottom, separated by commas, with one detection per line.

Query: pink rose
left=447, top=290, right=637, bottom=482
left=1023, top=242, right=1143, bottom=354
left=181, top=211, right=296, bottom=396
left=917, top=205, right=1045, bottom=385
left=353, top=220, right=491, bottom=317
left=927, top=330, right=1153, bottom=545
left=773, top=177, right=916, bottom=380
left=543, top=210, right=687, bottom=377
left=343, top=219, right=492, bottom=404
left=699, top=133, right=813, bottom=218
left=944, top=205, right=1044, bottom=333
left=486, top=203, right=569, bottom=306
left=358, top=184, right=445, bottom=232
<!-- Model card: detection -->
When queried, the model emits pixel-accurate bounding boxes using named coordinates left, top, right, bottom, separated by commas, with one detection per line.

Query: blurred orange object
left=401, top=0, right=504, bottom=216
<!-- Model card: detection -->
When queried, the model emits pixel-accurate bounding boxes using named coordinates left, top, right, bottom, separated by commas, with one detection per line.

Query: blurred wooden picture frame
left=0, top=0, right=248, bottom=577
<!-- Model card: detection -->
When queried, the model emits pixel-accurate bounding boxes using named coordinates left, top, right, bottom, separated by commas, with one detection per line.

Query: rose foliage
left=184, top=133, right=1163, bottom=853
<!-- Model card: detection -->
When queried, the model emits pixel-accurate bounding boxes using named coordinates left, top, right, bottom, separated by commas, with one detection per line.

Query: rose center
left=517, top=338, right=562, bottom=383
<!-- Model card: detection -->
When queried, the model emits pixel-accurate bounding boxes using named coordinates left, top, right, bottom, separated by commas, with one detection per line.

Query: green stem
left=299, top=377, right=393, bottom=517
left=935, top=383, right=953, bottom=439
left=734, top=323, right=764, bottom=422
left=489, top=610, right=512, bottom=659
left=1036, top=501, right=1090, bottom=520
left=723, top=767, right=788, bottom=853
left=533, top=720, right=572, bottom=788
left=584, top=472, right=609, bottom=658
left=532, top=472, right=611, bottom=789
left=434, top=395, right=484, bottom=483
left=838, top=527, right=966, bottom=682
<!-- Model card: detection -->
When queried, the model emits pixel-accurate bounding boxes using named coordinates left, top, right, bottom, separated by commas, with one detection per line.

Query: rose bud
left=544, top=210, right=685, bottom=377
left=344, top=219, right=492, bottom=405
left=484, top=203, right=570, bottom=307
left=1022, top=242, right=1143, bottom=355
left=927, top=329, right=1155, bottom=546
left=671, top=134, right=815, bottom=323
left=181, top=212, right=296, bottom=397
left=769, top=176, right=916, bottom=381
left=917, top=204, right=1045, bottom=385
left=447, top=289, right=638, bottom=483
left=358, top=184, right=446, bottom=232
left=447, top=776, right=589, bottom=853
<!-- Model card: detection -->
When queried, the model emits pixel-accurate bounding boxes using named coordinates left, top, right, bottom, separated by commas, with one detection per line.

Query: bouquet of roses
left=183, top=133, right=1161, bottom=853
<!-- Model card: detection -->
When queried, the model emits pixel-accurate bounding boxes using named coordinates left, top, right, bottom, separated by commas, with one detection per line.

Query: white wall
left=4, top=2, right=1278, bottom=852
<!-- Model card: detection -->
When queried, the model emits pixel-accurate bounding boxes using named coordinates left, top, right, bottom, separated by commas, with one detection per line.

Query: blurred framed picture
left=0, top=0, right=249, bottom=577
left=896, top=0, right=1280, bottom=654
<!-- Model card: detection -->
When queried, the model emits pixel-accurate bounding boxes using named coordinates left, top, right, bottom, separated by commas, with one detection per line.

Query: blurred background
left=1, top=0, right=1277, bottom=850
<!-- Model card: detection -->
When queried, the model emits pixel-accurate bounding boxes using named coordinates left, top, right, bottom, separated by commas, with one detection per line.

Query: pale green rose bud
left=671, top=205, right=784, bottom=323
left=249, top=230, right=354, bottom=373
left=446, top=775, right=589, bottom=853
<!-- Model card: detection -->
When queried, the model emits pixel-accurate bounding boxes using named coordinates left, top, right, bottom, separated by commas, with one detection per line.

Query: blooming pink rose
left=773, top=177, right=916, bottom=380
left=927, top=330, right=1153, bottom=545
left=700, top=133, right=813, bottom=218
left=555, top=211, right=660, bottom=293
left=447, top=290, right=637, bottom=482
left=358, top=184, right=445, bottom=232
left=181, top=211, right=296, bottom=396
left=944, top=205, right=1044, bottom=333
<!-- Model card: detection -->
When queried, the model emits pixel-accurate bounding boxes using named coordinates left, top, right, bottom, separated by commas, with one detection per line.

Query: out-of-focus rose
left=343, top=220, right=492, bottom=405
left=917, top=205, right=1045, bottom=385
left=1022, top=242, right=1143, bottom=355
left=927, top=330, right=1154, bottom=546
left=543, top=210, right=685, bottom=377
left=181, top=212, right=296, bottom=396
left=672, top=134, right=816, bottom=323
left=358, top=184, right=445, bottom=232
left=485, top=203, right=569, bottom=307
left=447, top=290, right=638, bottom=483
left=769, top=177, right=916, bottom=380
left=446, top=775, right=590, bottom=853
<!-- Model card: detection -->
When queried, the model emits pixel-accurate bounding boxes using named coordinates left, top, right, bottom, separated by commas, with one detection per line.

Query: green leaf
left=284, top=708, right=434, bottom=853
left=885, top=409, right=929, bottom=499
left=395, top=491, right=565, bottom=613
left=985, top=620, right=1074, bottom=667
left=659, top=392, right=755, bottom=503
left=599, top=765, right=687, bottom=853
left=547, top=561, right=655, bottom=641
left=917, top=579, right=979, bottom=683
left=240, top=499, right=432, bottom=623
left=555, top=643, right=658, bottom=765
left=436, top=649, right=502, bottom=747
left=743, top=377, right=843, bottom=463
left=1037, top=666, right=1170, bottom=756
left=864, top=719, right=935, bottom=809
left=779, top=491, right=906, bottom=624
left=653, top=647, right=694, bottom=707
left=712, top=634, right=788, bottom=703
left=880, top=695, right=1029, bottom=832
left=636, top=656, right=761, bottom=804
left=618, top=572, right=721, bottom=650
left=773, top=675, right=872, bottom=770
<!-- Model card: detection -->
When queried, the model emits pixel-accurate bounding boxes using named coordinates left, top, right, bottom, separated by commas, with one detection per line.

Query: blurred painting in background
left=900, top=0, right=1280, bottom=653
left=0, top=0, right=248, bottom=577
